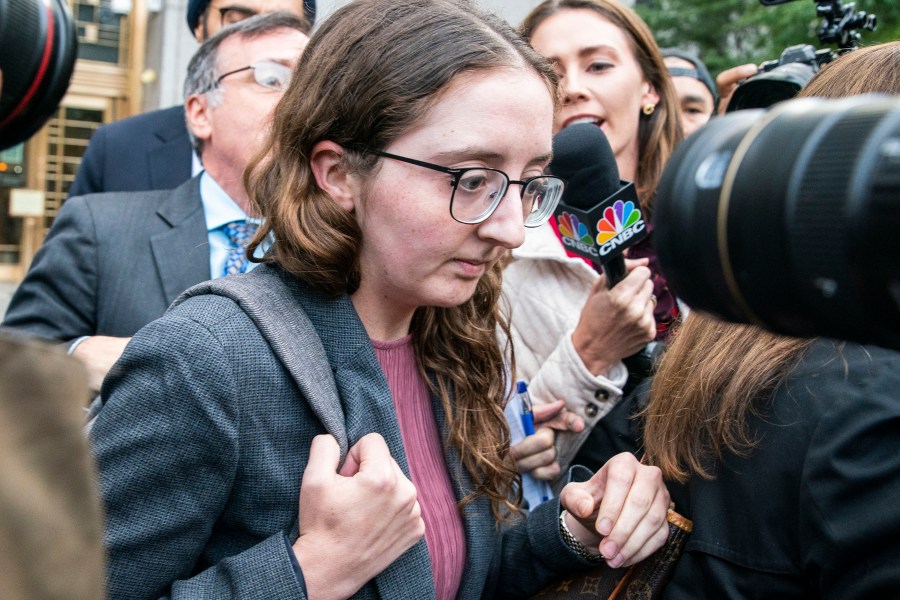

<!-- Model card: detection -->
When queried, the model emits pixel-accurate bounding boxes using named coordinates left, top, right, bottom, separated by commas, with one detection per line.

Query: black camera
left=654, top=95, right=900, bottom=350
left=726, top=0, right=877, bottom=112
left=0, top=0, right=78, bottom=150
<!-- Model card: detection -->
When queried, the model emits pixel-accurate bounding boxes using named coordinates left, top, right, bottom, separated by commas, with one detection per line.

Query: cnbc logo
left=596, top=200, right=645, bottom=257
left=557, top=212, right=600, bottom=257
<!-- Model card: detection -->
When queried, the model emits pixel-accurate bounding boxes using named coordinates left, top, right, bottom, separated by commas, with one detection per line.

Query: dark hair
left=661, top=47, right=718, bottom=107
left=247, top=0, right=558, bottom=521
left=520, top=0, right=680, bottom=213
left=183, top=11, right=310, bottom=154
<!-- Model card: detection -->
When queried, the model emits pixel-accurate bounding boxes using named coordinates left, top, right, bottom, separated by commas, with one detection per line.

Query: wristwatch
left=559, top=510, right=605, bottom=563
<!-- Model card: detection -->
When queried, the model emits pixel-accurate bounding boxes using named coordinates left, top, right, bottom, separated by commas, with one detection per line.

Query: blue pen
left=516, top=380, right=536, bottom=435
left=515, top=380, right=552, bottom=503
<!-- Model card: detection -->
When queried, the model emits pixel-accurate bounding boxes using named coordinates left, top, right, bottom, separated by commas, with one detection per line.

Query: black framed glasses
left=213, top=60, right=292, bottom=92
left=369, top=150, right=564, bottom=227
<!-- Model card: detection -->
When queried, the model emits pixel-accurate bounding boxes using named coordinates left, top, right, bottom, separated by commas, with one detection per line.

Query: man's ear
left=185, top=93, right=212, bottom=147
left=309, top=140, right=358, bottom=213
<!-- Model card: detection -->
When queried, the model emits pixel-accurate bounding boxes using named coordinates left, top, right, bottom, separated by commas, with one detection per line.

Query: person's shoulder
left=92, top=105, right=185, bottom=140
left=795, top=338, right=900, bottom=377
left=164, top=292, right=256, bottom=333
left=783, top=339, right=900, bottom=424
left=63, top=187, right=176, bottom=218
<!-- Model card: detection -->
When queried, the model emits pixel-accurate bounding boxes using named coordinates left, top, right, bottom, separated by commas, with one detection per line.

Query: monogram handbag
left=529, top=504, right=692, bottom=600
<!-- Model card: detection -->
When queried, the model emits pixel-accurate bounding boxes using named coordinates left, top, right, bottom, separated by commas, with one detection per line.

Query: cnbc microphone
left=547, top=123, right=648, bottom=287
left=549, top=123, right=660, bottom=395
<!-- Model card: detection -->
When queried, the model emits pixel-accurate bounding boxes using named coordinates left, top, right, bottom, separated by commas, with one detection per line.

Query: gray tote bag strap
left=172, top=266, right=348, bottom=461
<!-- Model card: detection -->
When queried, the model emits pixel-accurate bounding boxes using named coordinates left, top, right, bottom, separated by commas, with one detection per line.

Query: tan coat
left=0, top=333, right=105, bottom=600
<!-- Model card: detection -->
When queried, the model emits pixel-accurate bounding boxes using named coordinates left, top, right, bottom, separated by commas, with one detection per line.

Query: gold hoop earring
left=642, top=103, right=656, bottom=116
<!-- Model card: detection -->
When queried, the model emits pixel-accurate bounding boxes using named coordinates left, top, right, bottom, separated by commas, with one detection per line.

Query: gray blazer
left=2, top=177, right=210, bottom=341
left=92, top=265, right=591, bottom=599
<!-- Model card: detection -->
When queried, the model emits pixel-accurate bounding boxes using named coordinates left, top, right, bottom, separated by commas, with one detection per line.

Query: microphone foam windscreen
left=549, top=123, right=620, bottom=211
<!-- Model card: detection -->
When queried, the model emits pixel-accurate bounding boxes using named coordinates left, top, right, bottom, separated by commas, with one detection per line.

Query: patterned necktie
left=221, top=220, right=259, bottom=277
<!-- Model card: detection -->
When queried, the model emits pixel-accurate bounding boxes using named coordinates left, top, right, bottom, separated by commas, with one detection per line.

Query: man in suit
left=67, top=0, right=314, bottom=197
left=3, top=13, right=310, bottom=392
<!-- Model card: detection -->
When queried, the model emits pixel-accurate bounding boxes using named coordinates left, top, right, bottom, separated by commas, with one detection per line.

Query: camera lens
left=655, top=95, right=900, bottom=349
left=726, top=62, right=817, bottom=112
left=0, top=0, right=78, bottom=150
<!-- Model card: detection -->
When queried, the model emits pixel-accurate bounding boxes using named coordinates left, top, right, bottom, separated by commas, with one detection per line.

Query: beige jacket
left=502, top=225, right=627, bottom=485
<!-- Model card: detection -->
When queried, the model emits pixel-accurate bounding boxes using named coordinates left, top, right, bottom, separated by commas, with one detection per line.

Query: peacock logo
left=557, top=212, right=595, bottom=246
left=597, top=200, right=642, bottom=244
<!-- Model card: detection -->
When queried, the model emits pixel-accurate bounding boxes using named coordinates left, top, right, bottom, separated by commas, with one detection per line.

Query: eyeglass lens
left=250, top=62, right=292, bottom=91
left=451, top=170, right=562, bottom=227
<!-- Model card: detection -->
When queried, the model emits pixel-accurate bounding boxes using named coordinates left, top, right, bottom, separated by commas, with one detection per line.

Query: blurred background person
left=67, top=0, right=313, bottom=197
left=800, top=39, right=900, bottom=97
left=505, top=0, right=681, bottom=491
left=661, top=47, right=717, bottom=136
left=636, top=41, right=900, bottom=598
left=0, top=332, right=104, bottom=600
left=3, top=14, right=310, bottom=394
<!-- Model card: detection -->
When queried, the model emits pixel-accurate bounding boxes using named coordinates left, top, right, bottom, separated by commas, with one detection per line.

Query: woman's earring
left=642, top=103, right=656, bottom=116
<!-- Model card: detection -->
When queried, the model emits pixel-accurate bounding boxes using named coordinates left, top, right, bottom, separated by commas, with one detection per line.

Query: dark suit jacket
left=2, top=177, right=210, bottom=340
left=91, top=264, right=592, bottom=599
left=69, top=105, right=193, bottom=197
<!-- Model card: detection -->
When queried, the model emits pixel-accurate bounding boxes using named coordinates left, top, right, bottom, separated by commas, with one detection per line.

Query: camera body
left=726, top=0, right=877, bottom=112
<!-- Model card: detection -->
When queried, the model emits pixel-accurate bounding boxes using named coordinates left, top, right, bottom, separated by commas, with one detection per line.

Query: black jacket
left=581, top=340, right=900, bottom=599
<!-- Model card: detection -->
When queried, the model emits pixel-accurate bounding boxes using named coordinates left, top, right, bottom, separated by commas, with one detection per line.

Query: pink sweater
left=372, top=336, right=466, bottom=600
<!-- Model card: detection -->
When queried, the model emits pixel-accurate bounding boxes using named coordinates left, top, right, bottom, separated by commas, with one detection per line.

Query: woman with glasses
left=89, top=1, right=670, bottom=598
left=503, top=0, right=683, bottom=491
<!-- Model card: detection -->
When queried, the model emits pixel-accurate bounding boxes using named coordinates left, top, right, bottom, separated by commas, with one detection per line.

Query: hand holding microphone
left=572, top=260, right=656, bottom=375
left=548, top=124, right=657, bottom=375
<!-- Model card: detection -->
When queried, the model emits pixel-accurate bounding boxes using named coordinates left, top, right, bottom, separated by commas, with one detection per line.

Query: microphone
left=548, top=123, right=648, bottom=288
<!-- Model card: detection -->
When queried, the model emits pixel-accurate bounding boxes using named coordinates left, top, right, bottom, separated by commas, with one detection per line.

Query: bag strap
left=171, top=265, right=349, bottom=462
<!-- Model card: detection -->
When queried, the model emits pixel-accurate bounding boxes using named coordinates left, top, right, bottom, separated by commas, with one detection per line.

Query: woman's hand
left=559, top=452, right=670, bottom=568
left=294, top=434, right=425, bottom=600
left=509, top=400, right=584, bottom=481
left=571, top=259, right=656, bottom=375
left=510, top=400, right=584, bottom=480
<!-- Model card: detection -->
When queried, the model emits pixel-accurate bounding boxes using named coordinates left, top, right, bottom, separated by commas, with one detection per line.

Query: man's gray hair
left=183, top=11, right=310, bottom=155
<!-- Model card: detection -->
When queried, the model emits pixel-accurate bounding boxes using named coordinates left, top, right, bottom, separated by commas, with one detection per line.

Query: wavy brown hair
left=519, top=0, right=681, bottom=214
left=642, top=313, right=814, bottom=483
left=245, top=0, right=558, bottom=521
left=802, top=41, right=900, bottom=98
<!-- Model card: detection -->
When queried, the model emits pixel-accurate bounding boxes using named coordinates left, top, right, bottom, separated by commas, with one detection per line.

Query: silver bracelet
left=559, top=510, right=605, bottom=563
left=67, top=335, right=91, bottom=355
